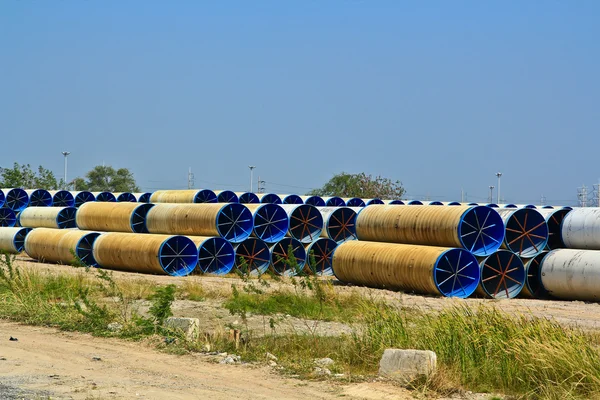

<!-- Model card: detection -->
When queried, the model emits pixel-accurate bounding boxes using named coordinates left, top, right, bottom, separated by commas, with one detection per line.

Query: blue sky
left=1, top=1, right=598, bottom=205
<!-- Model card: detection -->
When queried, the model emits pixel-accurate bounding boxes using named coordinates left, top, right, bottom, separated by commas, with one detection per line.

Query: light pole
left=62, top=151, right=71, bottom=188
left=489, top=185, right=495, bottom=203
left=495, top=172, right=502, bottom=204
left=248, top=166, right=256, bottom=192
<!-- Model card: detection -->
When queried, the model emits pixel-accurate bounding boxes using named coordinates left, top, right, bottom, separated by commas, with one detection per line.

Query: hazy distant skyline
left=1, top=1, right=598, bottom=205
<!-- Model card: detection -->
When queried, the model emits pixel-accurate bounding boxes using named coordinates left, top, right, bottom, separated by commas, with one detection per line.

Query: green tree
left=308, top=172, right=405, bottom=199
left=74, top=165, right=140, bottom=192
left=0, top=163, right=59, bottom=189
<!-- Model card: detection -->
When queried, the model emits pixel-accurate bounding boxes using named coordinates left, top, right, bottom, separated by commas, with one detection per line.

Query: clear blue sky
left=1, top=1, right=598, bottom=205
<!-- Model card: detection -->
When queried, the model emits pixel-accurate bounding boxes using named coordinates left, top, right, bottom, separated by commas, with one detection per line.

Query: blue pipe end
left=260, top=193, right=282, bottom=204
left=216, top=190, right=239, bottom=203
left=29, top=190, right=53, bottom=207
left=234, top=238, right=271, bottom=276
left=270, top=238, right=306, bottom=276
left=524, top=252, right=550, bottom=298
left=216, top=203, right=253, bottom=243
left=5, top=188, right=29, bottom=211
left=542, top=205, right=554, bottom=209
left=196, top=237, right=235, bottom=275
left=324, top=207, right=357, bottom=243
left=387, top=200, right=404, bottom=205
left=52, top=190, right=75, bottom=207
left=346, top=198, right=366, bottom=207
left=74, top=191, right=95, bottom=207
left=545, top=209, right=569, bottom=250
left=428, top=201, right=443, bottom=206
left=282, top=194, right=303, bottom=204
left=158, top=236, right=199, bottom=276
left=504, top=204, right=517, bottom=208
left=117, top=192, right=137, bottom=202
left=0, top=190, right=5, bottom=208
left=288, top=204, right=323, bottom=243
left=252, top=204, right=289, bottom=243
left=485, top=203, right=499, bottom=208
left=194, top=189, right=217, bottom=203
left=447, top=202, right=461, bottom=206
left=304, top=196, right=326, bottom=207
left=433, top=248, right=480, bottom=298
left=478, top=250, right=525, bottom=299
left=325, top=197, right=346, bottom=206
left=306, top=238, right=337, bottom=276
left=137, top=192, right=152, bottom=203
left=96, top=192, right=116, bottom=202
left=408, top=200, right=423, bottom=205
left=12, top=227, right=31, bottom=252
left=130, top=203, right=154, bottom=233
left=503, top=209, right=548, bottom=257
left=239, top=192, right=260, bottom=204
left=458, top=206, right=504, bottom=256
left=75, top=232, right=102, bottom=267
left=522, top=204, right=537, bottom=209
left=56, top=207, right=78, bottom=229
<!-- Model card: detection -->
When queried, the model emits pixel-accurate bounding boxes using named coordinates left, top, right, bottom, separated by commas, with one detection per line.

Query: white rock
left=266, top=352, right=278, bottom=361
left=164, top=317, right=200, bottom=341
left=314, top=357, right=334, bottom=367
left=378, top=349, right=437, bottom=383
left=268, top=360, right=277, bottom=367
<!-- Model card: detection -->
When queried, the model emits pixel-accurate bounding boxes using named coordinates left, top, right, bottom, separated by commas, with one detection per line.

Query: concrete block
left=378, top=349, right=436, bottom=382
left=165, top=317, right=199, bottom=341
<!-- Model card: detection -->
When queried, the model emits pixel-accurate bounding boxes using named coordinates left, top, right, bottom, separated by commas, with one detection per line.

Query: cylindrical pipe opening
left=324, top=197, right=346, bottom=206
left=408, top=200, right=423, bottom=205
left=72, top=191, right=96, bottom=207
left=346, top=198, right=366, bottom=207
left=504, top=204, right=517, bottom=208
left=282, top=194, right=303, bottom=204
left=56, top=207, right=78, bottom=228
left=427, top=201, right=443, bottom=206
left=0, top=190, right=5, bottom=208
left=49, top=190, right=75, bottom=207
left=26, top=189, right=53, bottom=207
left=215, top=190, right=239, bottom=203
left=130, top=203, right=155, bottom=233
left=520, top=251, right=549, bottom=299
left=497, top=208, right=548, bottom=257
left=302, top=196, right=326, bottom=207
left=190, top=236, right=235, bottom=275
left=0, top=208, right=17, bottom=227
left=216, top=203, right=253, bottom=243
left=476, top=250, right=525, bottom=299
left=234, top=238, right=271, bottom=276
left=259, top=193, right=282, bottom=204
left=447, top=202, right=461, bottom=206
left=537, top=208, right=570, bottom=250
left=194, top=189, right=218, bottom=203
left=305, top=238, right=337, bottom=276
left=94, top=192, right=117, bottom=202
left=0, top=227, right=32, bottom=253
left=75, top=232, right=102, bottom=267
left=158, top=236, right=199, bottom=276
left=3, top=188, right=29, bottom=211
left=433, top=248, right=481, bottom=298
left=246, top=204, right=289, bottom=243
left=485, top=203, right=499, bottom=208
left=458, top=206, right=505, bottom=256
left=116, top=192, right=137, bottom=202
left=270, top=237, right=306, bottom=276
left=237, top=192, right=260, bottom=204
left=136, top=192, right=152, bottom=203
left=281, top=204, right=323, bottom=243
left=365, top=198, right=384, bottom=205
left=319, top=207, right=358, bottom=243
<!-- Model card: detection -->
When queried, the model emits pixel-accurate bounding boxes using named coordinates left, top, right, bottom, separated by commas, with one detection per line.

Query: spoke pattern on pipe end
left=366, top=198, right=384, bottom=205
left=30, top=190, right=53, bottom=206
left=307, top=238, right=337, bottom=276
left=197, top=238, right=235, bottom=275
left=283, top=195, right=303, bottom=204
left=459, top=206, right=504, bottom=257
left=234, top=238, right=270, bottom=276
left=346, top=198, right=366, bottom=207
left=252, top=205, right=288, bottom=243
left=271, top=238, right=306, bottom=277
left=239, top=193, right=260, bottom=204
left=0, top=191, right=5, bottom=208
left=504, top=209, right=548, bottom=257
left=13, top=228, right=32, bottom=253
left=193, top=190, right=217, bottom=203
left=479, top=250, right=525, bottom=299
left=57, top=207, right=78, bottom=229
left=289, top=205, right=323, bottom=243
left=130, top=204, right=154, bottom=233
left=75, top=192, right=96, bottom=207
left=96, top=192, right=116, bottom=202
left=546, top=209, right=569, bottom=250
left=260, top=194, right=282, bottom=204
left=304, top=196, right=326, bottom=207
left=159, top=236, right=198, bottom=276
left=327, top=208, right=357, bottom=243
left=325, top=197, right=346, bottom=207
left=6, top=189, right=29, bottom=211
left=53, top=191, right=75, bottom=207
left=117, top=193, right=137, bottom=202
left=0, top=208, right=17, bottom=227
left=138, top=193, right=152, bottom=203
left=217, top=204, right=253, bottom=243
left=217, top=191, right=239, bottom=203
left=524, top=252, right=549, bottom=298
left=434, top=248, right=480, bottom=298
left=76, top=232, right=101, bottom=267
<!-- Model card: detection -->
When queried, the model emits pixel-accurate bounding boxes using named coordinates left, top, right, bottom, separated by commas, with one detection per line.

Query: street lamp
left=62, top=151, right=71, bottom=188
left=489, top=186, right=495, bottom=203
left=495, top=172, right=502, bottom=204
left=248, top=166, right=256, bottom=193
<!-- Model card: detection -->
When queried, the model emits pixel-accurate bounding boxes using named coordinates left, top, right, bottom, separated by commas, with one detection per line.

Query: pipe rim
left=325, top=197, right=346, bottom=206
left=57, top=207, right=78, bottom=229
left=289, top=204, right=323, bottom=243
left=234, top=238, right=270, bottom=276
left=504, top=204, right=517, bottom=208
left=270, top=238, right=306, bottom=276
left=522, top=204, right=537, bottom=209
left=366, top=198, right=384, bottom=205
left=6, top=188, right=29, bottom=211
left=74, top=191, right=95, bottom=207
left=458, top=206, right=504, bottom=256
left=433, top=248, right=480, bottom=298
left=282, top=194, right=303, bottom=204
left=503, top=209, right=548, bottom=257
left=216, top=190, right=239, bottom=203
left=216, top=203, right=253, bottom=243
left=75, top=232, right=101, bottom=267
left=524, top=251, right=549, bottom=298
left=193, top=189, right=218, bottom=203
left=197, top=237, right=235, bottom=275
left=117, top=192, right=137, bottom=202
left=545, top=209, right=569, bottom=250
left=51, top=190, right=75, bottom=207
left=304, top=196, right=326, bottom=207
left=407, top=200, right=423, bottom=205
left=306, top=238, right=337, bottom=276
left=479, top=250, right=526, bottom=299
left=428, top=201, right=443, bottom=206
left=96, top=192, right=116, bottom=202
left=12, top=227, right=31, bottom=252
left=239, top=192, right=260, bottom=204
left=541, top=205, right=554, bottom=209
left=486, top=203, right=499, bottom=208
left=0, top=190, right=4, bottom=208
left=158, top=236, right=199, bottom=276
left=138, top=193, right=152, bottom=203
left=326, top=207, right=357, bottom=243
left=346, top=198, right=366, bottom=207
left=29, top=189, right=53, bottom=207
left=130, top=203, right=155, bottom=233
left=447, top=201, right=461, bottom=206
left=0, top=208, right=17, bottom=227
left=260, top=193, right=282, bottom=204
left=252, top=204, right=289, bottom=243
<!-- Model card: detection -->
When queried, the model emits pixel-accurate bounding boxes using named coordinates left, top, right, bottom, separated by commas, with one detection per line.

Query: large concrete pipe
left=332, top=241, right=480, bottom=298
left=214, top=190, right=239, bottom=203
left=323, top=196, right=346, bottom=206
left=71, top=191, right=96, bottom=207
left=305, top=238, right=337, bottom=276
left=281, top=194, right=303, bottom=204
left=2, top=188, right=29, bottom=211
left=234, top=237, right=271, bottom=276
left=244, top=204, right=289, bottom=243
left=236, top=192, right=260, bottom=204
left=132, top=192, right=152, bottom=203
left=496, top=208, right=548, bottom=258
left=150, top=189, right=217, bottom=203
left=93, top=232, right=198, bottom=276
left=536, top=208, right=570, bottom=250
left=475, top=250, right=525, bottom=299
left=0, top=189, right=5, bottom=208
left=383, top=200, right=404, bottom=205
left=0, top=208, right=17, bottom=227
left=76, top=202, right=154, bottom=233
left=115, top=192, right=137, bottom=202
left=93, top=191, right=117, bottom=202
left=300, top=195, right=326, bottom=207
left=24, top=228, right=101, bottom=267
left=188, top=236, right=235, bottom=275
left=146, top=203, right=253, bottom=243
left=540, top=249, right=600, bottom=301
left=270, top=237, right=306, bottom=276
left=25, top=189, right=53, bottom=207
left=48, top=190, right=75, bottom=207
left=519, top=252, right=549, bottom=299
left=561, top=208, right=600, bottom=250
left=318, top=207, right=357, bottom=243
left=355, top=205, right=504, bottom=257
left=0, top=227, right=32, bottom=253
left=19, top=207, right=77, bottom=229
left=344, top=197, right=365, bottom=207
left=279, top=204, right=323, bottom=243
left=258, top=193, right=282, bottom=204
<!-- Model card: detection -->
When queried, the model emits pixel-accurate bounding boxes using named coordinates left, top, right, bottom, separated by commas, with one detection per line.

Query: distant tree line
left=309, top=172, right=405, bottom=199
